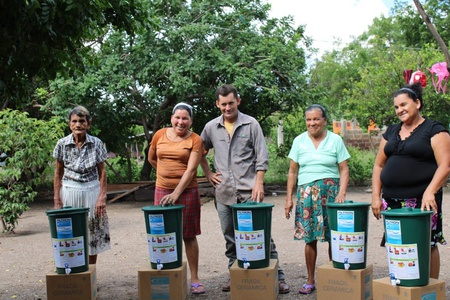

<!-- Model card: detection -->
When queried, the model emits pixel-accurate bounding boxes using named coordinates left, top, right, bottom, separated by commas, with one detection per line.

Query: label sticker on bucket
left=148, top=214, right=165, bottom=234
left=337, top=210, right=355, bottom=232
left=147, top=233, right=178, bottom=263
left=385, top=243, right=420, bottom=279
left=51, top=236, right=86, bottom=268
left=385, top=219, right=402, bottom=244
left=235, top=229, right=265, bottom=261
left=236, top=211, right=253, bottom=231
left=55, top=218, right=73, bottom=238
left=331, top=230, right=365, bottom=263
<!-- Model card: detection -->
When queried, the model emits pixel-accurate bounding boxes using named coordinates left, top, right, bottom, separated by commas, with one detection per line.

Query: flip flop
left=191, top=282, right=206, bottom=295
left=298, top=283, right=315, bottom=294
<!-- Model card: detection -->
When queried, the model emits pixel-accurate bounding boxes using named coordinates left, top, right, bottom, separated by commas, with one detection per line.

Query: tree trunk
left=139, top=95, right=177, bottom=180
left=140, top=143, right=153, bottom=181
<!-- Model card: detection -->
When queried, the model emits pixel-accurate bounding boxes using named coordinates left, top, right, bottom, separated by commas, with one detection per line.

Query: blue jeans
left=215, top=199, right=285, bottom=280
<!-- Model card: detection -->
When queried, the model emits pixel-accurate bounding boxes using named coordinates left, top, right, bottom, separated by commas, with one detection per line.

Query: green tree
left=392, top=0, right=450, bottom=49
left=0, top=110, right=64, bottom=232
left=0, top=0, right=146, bottom=111
left=43, top=0, right=312, bottom=179
left=308, top=0, right=450, bottom=129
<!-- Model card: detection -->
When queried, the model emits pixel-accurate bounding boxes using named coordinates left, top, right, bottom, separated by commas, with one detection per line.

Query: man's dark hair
left=215, top=84, right=239, bottom=100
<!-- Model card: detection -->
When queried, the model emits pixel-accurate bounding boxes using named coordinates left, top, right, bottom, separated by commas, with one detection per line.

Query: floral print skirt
left=294, top=178, right=340, bottom=243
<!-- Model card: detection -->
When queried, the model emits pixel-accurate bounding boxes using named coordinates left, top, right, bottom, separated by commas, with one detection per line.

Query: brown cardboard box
left=46, top=264, right=97, bottom=300
left=373, top=277, right=445, bottom=300
left=230, top=259, right=278, bottom=300
left=317, top=263, right=373, bottom=300
left=138, top=261, right=187, bottom=300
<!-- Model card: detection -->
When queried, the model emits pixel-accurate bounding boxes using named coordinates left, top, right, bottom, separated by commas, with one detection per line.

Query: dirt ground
left=1, top=186, right=449, bottom=299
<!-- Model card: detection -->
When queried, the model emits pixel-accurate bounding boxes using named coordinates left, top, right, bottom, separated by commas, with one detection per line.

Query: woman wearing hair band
left=148, top=102, right=206, bottom=295
left=285, top=104, right=350, bottom=294
left=371, top=83, right=450, bottom=278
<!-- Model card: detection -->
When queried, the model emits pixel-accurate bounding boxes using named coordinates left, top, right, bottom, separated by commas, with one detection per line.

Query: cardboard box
left=138, top=261, right=187, bottom=300
left=317, top=263, right=373, bottom=300
left=373, top=277, right=445, bottom=300
left=230, top=259, right=279, bottom=300
left=46, top=264, right=97, bottom=300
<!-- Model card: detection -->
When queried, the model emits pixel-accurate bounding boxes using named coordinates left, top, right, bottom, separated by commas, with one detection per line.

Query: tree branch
left=413, top=0, right=450, bottom=72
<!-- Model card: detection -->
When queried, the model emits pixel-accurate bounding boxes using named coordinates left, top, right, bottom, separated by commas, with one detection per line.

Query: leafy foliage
left=0, top=184, right=36, bottom=233
left=0, top=109, right=64, bottom=232
left=309, top=0, right=450, bottom=129
left=106, top=157, right=148, bottom=184
left=41, top=0, right=311, bottom=179
left=44, top=0, right=311, bottom=135
left=0, top=0, right=147, bottom=110
left=346, top=146, right=376, bottom=186
left=2, top=0, right=448, bottom=197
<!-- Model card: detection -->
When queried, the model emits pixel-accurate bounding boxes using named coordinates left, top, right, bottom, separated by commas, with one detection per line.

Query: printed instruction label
left=147, top=232, right=178, bottom=263
left=385, top=219, right=402, bottom=244
left=236, top=210, right=253, bottom=231
left=149, top=214, right=165, bottom=234
left=235, top=229, right=266, bottom=261
left=331, top=230, right=365, bottom=263
left=52, top=236, right=86, bottom=268
left=56, top=218, right=73, bottom=238
left=386, top=243, right=420, bottom=279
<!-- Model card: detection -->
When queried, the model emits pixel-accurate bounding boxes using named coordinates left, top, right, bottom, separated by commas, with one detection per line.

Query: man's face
left=216, top=93, right=241, bottom=123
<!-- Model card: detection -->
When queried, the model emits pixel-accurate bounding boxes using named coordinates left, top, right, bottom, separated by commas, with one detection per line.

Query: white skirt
left=61, top=180, right=111, bottom=255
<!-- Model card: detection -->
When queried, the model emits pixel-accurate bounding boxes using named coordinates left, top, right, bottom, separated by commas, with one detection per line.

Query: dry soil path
left=1, top=187, right=449, bottom=299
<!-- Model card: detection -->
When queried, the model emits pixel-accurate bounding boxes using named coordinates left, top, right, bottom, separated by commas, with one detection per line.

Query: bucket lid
left=142, top=204, right=185, bottom=212
left=327, top=200, right=371, bottom=208
left=230, top=202, right=274, bottom=209
left=46, top=206, right=89, bottom=216
left=381, top=207, right=433, bottom=217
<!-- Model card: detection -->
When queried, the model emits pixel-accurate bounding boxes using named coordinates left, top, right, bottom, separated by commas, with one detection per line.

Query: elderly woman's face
left=171, top=109, right=192, bottom=137
left=305, top=109, right=326, bottom=138
left=69, top=114, right=90, bottom=136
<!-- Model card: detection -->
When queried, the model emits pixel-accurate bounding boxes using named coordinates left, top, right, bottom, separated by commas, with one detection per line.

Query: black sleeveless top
left=380, top=119, right=448, bottom=198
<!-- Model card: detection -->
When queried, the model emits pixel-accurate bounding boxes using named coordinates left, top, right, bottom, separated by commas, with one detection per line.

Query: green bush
left=105, top=157, right=144, bottom=183
left=347, top=146, right=376, bottom=186
left=265, top=155, right=290, bottom=185
left=0, top=110, right=64, bottom=232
